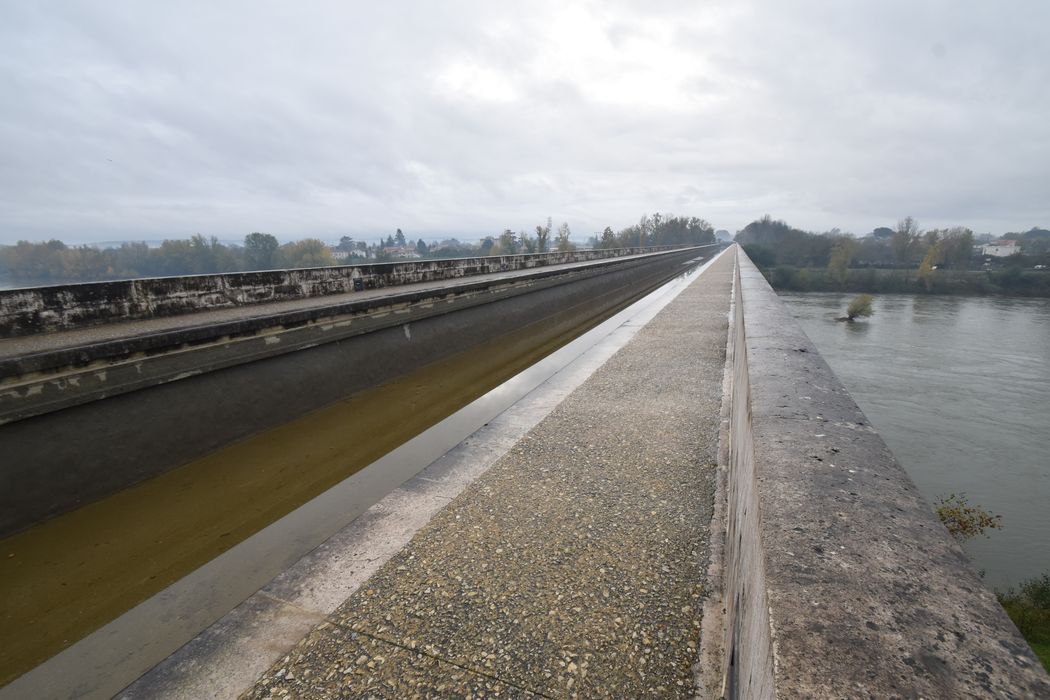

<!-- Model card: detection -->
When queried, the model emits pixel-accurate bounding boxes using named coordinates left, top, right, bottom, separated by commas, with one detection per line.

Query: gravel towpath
left=244, top=252, right=734, bottom=698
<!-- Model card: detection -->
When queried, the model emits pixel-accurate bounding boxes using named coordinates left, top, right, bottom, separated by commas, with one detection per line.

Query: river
left=778, top=292, right=1050, bottom=591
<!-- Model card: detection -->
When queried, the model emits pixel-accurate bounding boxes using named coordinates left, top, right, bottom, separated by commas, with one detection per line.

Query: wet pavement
left=243, top=252, right=734, bottom=698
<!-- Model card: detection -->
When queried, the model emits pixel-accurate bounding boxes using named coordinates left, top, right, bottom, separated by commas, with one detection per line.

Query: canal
left=779, top=292, right=1050, bottom=592
left=0, top=254, right=711, bottom=687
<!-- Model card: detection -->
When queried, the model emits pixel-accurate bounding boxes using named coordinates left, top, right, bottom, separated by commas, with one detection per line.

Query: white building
left=383, top=245, right=421, bottom=259
left=982, top=239, right=1021, bottom=257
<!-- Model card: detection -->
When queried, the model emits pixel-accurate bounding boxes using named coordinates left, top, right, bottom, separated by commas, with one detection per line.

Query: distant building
left=982, top=239, right=1021, bottom=257
left=383, top=245, right=421, bottom=259
left=327, top=248, right=367, bottom=262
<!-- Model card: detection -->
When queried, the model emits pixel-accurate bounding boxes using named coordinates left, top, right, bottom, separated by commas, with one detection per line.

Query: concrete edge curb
left=694, top=249, right=735, bottom=699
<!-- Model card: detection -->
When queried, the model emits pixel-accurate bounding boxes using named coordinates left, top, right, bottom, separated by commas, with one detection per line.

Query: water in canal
left=778, top=292, right=1050, bottom=592
left=0, top=258, right=708, bottom=686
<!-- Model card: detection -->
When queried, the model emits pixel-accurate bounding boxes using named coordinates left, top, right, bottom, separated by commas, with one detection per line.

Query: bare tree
left=891, top=216, right=920, bottom=264
left=556, top=222, right=574, bottom=252
left=535, top=217, right=552, bottom=253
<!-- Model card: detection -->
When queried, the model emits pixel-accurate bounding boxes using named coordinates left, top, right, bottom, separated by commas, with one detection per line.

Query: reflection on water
left=779, top=292, right=1050, bottom=591
left=0, top=269, right=687, bottom=686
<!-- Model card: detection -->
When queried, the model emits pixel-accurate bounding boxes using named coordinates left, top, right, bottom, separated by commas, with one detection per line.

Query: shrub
left=845, top=294, right=873, bottom=321
left=934, top=493, right=1002, bottom=541
left=998, top=573, right=1050, bottom=671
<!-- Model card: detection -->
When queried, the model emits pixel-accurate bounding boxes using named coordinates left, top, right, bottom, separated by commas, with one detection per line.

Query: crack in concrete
left=327, top=619, right=555, bottom=699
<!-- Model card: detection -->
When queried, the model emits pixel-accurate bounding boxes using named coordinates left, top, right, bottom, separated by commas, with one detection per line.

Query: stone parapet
left=0, top=246, right=692, bottom=338
left=720, top=246, right=1049, bottom=697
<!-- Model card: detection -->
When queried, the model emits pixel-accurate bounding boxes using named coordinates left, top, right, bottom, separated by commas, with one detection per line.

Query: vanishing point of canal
left=779, top=292, right=1050, bottom=592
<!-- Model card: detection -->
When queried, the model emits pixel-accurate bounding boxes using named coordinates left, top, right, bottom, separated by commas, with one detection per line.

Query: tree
left=535, top=217, right=552, bottom=253
left=556, top=222, right=574, bottom=252
left=394, top=228, right=406, bottom=247
left=493, top=229, right=518, bottom=256
left=159, top=234, right=234, bottom=275
left=827, top=238, right=858, bottom=285
left=600, top=226, right=616, bottom=249
left=337, top=236, right=355, bottom=252
left=275, top=238, right=334, bottom=268
left=520, top=229, right=537, bottom=253
left=385, top=235, right=395, bottom=248
left=940, top=227, right=975, bottom=269
left=918, top=244, right=941, bottom=290
left=244, top=232, right=279, bottom=270
left=638, top=213, right=651, bottom=247
left=743, top=244, right=776, bottom=267
left=416, top=238, right=429, bottom=256
left=891, top=217, right=920, bottom=264
left=735, top=215, right=834, bottom=267
left=845, top=294, right=873, bottom=321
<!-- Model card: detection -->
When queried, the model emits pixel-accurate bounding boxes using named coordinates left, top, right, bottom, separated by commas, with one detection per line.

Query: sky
left=1, top=0, right=1048, bottom=245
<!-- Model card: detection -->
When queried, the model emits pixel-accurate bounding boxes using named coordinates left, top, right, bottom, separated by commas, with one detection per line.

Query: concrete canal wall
left=0, top=248, right=703, bottom=536
left=716, top=247, right=1049, bottom=697
left=0, top=246, right=684, bottom=337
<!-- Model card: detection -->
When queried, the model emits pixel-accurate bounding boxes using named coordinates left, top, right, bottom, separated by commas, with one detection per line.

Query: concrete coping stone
left=732, top=247, right=1049, bottom=697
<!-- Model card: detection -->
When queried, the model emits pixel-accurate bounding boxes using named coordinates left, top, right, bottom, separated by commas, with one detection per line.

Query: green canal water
left=779, top=292, right=1050, bottom=592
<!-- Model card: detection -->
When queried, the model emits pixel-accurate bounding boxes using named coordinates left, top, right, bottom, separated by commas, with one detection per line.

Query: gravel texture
left=243, top=253, right=733, bottom=698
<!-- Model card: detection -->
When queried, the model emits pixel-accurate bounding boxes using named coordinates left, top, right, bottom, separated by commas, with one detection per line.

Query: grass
left=997, top=572, right=1050, bottom=673
left=1030, top=642, right=1050, bottom=672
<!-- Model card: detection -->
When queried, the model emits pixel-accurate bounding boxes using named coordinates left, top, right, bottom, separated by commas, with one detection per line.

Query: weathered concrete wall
left=0, top=250, right=698, bottom=426
left=721, top=246, right=1049, bottom=697
left=0, top=246, right=685, bottom=337
left=0, top=248, right=702, bottom=536
left=720, top=256, right=775, bottom=699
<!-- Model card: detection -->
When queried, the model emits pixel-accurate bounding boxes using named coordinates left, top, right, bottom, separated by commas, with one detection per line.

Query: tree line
left=591, top=213, right=715, bottom=250
left=738, top=215, right=982, bottom=270
left=739, top=215, right=1050, bottom=295
left=0, top=234, right=334, bottom=286
left=739, top=215, right=1050, bottom=269
left=0, top=213, right=716, bottom=286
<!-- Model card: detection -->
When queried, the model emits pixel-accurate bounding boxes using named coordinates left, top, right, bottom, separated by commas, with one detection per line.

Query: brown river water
left=779, top=292, right=1050, bottom=593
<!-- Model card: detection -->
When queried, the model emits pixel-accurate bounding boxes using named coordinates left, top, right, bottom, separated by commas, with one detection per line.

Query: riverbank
left=761, top=265, right=1050, bottom=296
left=999, top=575, right=1050, bottom=672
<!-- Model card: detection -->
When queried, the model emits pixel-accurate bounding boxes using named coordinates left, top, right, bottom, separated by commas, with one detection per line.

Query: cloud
left=1, top=0, right=1048, bottom=244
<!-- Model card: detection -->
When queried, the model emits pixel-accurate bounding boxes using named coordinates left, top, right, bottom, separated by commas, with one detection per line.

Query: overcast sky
left=1, top=1, right=1048, bottom=245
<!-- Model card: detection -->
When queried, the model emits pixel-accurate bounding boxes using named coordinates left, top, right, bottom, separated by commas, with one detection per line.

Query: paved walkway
left=244, top=253, right=734, bottom=698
